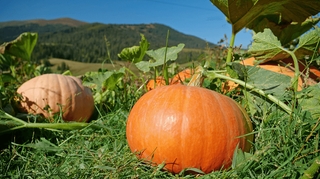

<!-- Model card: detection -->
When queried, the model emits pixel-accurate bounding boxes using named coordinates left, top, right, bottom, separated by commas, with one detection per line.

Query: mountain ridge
left=0, top=18, right=216, bottom=63
left=0, top=18, right=88, bottom=28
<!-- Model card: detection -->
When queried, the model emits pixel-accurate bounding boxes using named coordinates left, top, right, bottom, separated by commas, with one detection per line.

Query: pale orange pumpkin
left=17, top=74, right=94, bottom=122
left=126, top=84, right=253, bottom=174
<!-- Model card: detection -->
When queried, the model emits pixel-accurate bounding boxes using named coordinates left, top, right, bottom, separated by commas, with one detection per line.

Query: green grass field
left=49, top=58, right=140, bottom=76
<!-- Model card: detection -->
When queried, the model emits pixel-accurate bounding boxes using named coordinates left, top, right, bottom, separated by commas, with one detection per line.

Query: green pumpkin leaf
left=146, top=43, right=185, bottom=62
left=0, top=32, right=38, bottom=60
left=248, top=29, right=290, bottom=63
left=117, top=34, right=149, bottom=63
left=234, top=62, right=292, bottom=115
left=297, top=83, right=320, bottom=119
left=135, top=43, right=185, bottom=73
left=134, top=60, right=151, bottom=73
left=245, top=65, right=291, bottom=98
left=83, top=68, right=125, bottom=92
left=294, top=28, right=320, bottom=59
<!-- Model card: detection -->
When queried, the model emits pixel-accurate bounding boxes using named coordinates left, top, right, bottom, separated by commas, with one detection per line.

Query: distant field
left=48, top=58, right=200, bottom=76
left=48, top=58, right=139, bottom=76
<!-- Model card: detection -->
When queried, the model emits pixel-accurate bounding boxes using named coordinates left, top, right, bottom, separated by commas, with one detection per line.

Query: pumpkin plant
left=224, top=56, right=320, bottom=92
left=117, top=32, right=188, bottom=91
left=1, top=74, right=98, bottom=134
left=210, top=0, right=320, bottom=94
left=0, top=32, right=40, bottom=114
left=210, top=0, right=320, bottom=63
left=126, top=71, right=253, bottom=174
left=0, top=33, right=100, bottom=134
left=17, top=74, right=95, bottom=122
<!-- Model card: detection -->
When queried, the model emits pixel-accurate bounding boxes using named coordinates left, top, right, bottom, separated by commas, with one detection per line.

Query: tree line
left=1, top=22, right=216, bottom=64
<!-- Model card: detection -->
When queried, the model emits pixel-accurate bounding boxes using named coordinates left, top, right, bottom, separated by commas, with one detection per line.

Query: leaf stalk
left=0, top=111, right=99, bottom=134
left=226, top=30, right=236, bottom=63
left=206, top=70, right=293, bottom=114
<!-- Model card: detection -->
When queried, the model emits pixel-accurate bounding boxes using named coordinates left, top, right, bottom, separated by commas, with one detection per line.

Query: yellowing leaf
left=210, top=0, right=320, bottom=38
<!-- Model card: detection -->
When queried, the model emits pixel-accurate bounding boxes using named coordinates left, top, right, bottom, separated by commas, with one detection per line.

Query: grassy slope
left=48, top=47, right=203, bottom=76
left=49, top=58, right=140, bottom=76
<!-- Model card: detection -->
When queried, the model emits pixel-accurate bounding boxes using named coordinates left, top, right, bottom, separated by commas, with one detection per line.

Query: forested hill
left=0, top=18, right=216, bottom=63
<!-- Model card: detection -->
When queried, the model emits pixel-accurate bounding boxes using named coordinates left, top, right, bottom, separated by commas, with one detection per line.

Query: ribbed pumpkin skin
left=17, top=74, right=94, bottom=122
left=126, top=84, right=253, bottom=174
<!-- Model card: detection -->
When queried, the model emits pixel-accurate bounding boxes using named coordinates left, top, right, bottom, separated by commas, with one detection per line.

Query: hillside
left=0, top=18, right=216, bottom=64
left=0, top=18, right=87, bottom=28
left=0, top=18, right=87, bottom=42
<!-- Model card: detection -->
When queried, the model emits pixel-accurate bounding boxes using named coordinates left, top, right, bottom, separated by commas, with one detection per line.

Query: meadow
left=1, top=1, right=320, bottom=178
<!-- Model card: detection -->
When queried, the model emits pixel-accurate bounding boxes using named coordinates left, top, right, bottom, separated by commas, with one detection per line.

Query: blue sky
left=0, top=0, right=253, bottom=47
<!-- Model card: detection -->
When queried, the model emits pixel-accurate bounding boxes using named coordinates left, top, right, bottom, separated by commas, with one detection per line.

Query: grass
left=0, top=109, right=175, bottom=178
left=1, top=92, right=319, bottom=178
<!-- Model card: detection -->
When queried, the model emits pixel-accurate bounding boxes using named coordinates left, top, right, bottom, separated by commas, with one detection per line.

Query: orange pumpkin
left=126, top=84, right=253, bottom=174
left=170, top=68, right=194, bottom=85
left=146, top=76, right=167, bottom=91
left=17, top=74, right=94, bottom=122
left=146, top=68, right=195, bottom=91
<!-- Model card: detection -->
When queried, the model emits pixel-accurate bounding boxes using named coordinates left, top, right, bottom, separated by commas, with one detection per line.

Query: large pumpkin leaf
left=117, top=34, right=149, bottom=63
left=83, top=68, right=125, bottom=92
left=145, top=43, right=185, bottom=63
left=297, top=83, right=320, bottom=119
left=236, top=65, right=291, bottom=116
left=83, top=68, right=125, bottom=105
left=210, top=0, right=258, bottom=33
left=244, top=65, right=291, bottom=98
left=252, top=17, right=320, bottom=46
left=0, top=32, right=38, bottom=60
left=210, top=0, right=320, bottom=39
left=135, top=43, right=185, bottom=73
left=248, top=29, right=290, bottom=63
left=231, top=61, right=292, bottom=115
left=294, top=28, right=320, bottom=60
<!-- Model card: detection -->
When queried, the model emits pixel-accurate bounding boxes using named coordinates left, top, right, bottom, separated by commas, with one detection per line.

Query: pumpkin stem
left=187, top=66, right=204, bottom=87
